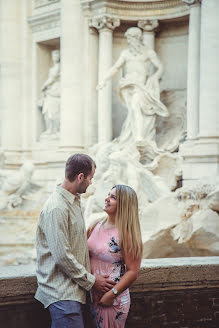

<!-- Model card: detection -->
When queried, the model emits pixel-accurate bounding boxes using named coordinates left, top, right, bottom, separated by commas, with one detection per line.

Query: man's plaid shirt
left=35, top=185, right=95, bottom=308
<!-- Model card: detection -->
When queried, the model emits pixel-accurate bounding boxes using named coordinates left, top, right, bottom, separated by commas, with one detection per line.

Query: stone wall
left=0, top=257, right=219, bottom=328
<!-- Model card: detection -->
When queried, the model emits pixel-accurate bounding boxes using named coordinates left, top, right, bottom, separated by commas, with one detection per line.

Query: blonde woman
left=87, top=184, right=142, bottom=328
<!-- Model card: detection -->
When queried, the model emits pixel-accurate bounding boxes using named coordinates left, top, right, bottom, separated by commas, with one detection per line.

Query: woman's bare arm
left=99, top=252, right=141, bottom=306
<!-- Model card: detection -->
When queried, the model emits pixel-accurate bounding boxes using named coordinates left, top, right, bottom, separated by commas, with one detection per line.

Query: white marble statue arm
left=148, top=49, right=163, bottom=80
left=97, top=53, right=125, bottom=90
left=41, top=64, right=60, bottom=91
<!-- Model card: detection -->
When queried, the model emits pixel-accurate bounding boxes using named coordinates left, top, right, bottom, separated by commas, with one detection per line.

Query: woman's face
left=104, top=187, right=117, bottom=216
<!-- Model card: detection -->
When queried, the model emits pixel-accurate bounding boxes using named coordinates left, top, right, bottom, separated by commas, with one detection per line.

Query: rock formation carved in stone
left=142, top=182, right=219, bottom=258
left=0, top=161, right=41, bottom=210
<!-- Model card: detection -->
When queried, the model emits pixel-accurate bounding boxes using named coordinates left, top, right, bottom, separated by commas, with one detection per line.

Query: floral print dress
left=87, top=221, right=130, bottom=328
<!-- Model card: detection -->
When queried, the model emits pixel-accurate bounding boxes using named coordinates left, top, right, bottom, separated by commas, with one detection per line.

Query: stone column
left=21, top=0, right=33, bottom=153
left=183, top=0, right=201, bottom=140
left=138, top=19, right=159, bottom=49
left=85, top=24, right=99, bottom=146
left=91, top=16, right=120, bottom=143
left=181, top=0, right=219, bottom=184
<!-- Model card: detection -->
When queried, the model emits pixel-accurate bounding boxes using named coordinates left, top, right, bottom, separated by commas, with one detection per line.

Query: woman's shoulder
left=87, top=218, right=105, bottom=238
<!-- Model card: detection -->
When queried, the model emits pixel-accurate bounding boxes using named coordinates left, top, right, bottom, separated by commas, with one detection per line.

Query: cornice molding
left=182, top=0, right=201, bottom=6
left=81, top=0, right=189, bottom=21
left=28, top=9, right=60, bottom=33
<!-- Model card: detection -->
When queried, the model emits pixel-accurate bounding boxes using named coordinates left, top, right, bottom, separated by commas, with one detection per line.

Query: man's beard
left=130, top=42, right=142, bottom=55
left=78, top=182, right=88, bottom=194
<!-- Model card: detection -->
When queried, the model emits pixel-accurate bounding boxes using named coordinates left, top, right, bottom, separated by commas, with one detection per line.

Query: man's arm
left=42, top=208, right=115, bottom=293
left=43, top=207, right=95, bottom=291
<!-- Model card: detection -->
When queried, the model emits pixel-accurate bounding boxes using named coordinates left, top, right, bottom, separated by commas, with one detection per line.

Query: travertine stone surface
left=143, top=183, right=219, bottom=258
left=138, top=19, right=159, bottom=49
left=1, top=259, right=219, bottom=328
left=199, top=0, right=219, bottom=139
left=91, top=15, right=120, bottom=143
left=0, top=162, right=41, bottom=211
left=59, top=0, right=85, bottom=149
left=183, top=0, right=201, bottom=139
left=1, top=257, right=219, bottom=297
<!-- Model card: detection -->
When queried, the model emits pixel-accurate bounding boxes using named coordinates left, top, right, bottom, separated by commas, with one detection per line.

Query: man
left=35, top=153, right=115, bottom=327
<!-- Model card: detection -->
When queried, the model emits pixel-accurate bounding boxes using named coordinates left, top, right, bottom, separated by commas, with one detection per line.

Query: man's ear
left=77, top=173, right=84, bottom=182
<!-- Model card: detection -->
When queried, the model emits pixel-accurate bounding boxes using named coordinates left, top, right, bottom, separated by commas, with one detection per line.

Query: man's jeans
left=48, top=300, right=84, bottom=328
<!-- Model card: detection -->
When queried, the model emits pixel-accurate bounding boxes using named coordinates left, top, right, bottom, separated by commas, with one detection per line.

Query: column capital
left=182, top=0, right=201, bottom=6
left=89, top=15, right=120, bottom=32
left=138, top=19, right=159, bottom=32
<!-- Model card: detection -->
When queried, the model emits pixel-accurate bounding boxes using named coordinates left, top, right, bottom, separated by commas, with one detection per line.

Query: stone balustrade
left=0, top=257, right=219, bottom=327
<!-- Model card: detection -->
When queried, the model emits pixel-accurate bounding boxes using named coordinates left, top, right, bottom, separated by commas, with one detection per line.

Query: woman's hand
left=98, top=290, right=115, bottom=307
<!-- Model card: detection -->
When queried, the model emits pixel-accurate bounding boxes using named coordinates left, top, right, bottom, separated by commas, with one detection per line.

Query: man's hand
left=93, top=275, right=116, bottom=294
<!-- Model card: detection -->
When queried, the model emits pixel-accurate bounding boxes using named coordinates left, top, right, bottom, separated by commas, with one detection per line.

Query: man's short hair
left=65, top=153, right=95, bottom=182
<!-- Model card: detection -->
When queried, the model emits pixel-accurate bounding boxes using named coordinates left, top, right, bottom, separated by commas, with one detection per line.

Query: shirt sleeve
left=42, top=207, right=95, bottom=291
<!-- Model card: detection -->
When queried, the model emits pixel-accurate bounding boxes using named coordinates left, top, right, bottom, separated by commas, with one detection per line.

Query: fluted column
left=138, top=19, right=159, bottom=49
left=91, top=16, right=120, bottom=143
left=183, top=0, right=201, bottom=140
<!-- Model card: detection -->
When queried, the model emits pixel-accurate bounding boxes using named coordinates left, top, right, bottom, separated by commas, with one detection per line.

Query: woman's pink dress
left=87, top=221, right=130, bottom=328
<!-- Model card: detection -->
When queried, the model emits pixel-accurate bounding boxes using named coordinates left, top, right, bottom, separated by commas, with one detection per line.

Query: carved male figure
left=98, top=27, right=168, bottom=150
left=40, top=49, right=60, bottom=136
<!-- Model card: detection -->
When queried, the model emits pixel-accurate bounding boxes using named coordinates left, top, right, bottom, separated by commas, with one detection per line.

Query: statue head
left=51, top=49, right=60, bottom=63
left=125, top=27, right=142, bottom=42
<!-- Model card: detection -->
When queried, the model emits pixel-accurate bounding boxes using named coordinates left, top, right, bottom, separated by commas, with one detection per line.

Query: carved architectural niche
left=81, top=0, right=189, bottom=21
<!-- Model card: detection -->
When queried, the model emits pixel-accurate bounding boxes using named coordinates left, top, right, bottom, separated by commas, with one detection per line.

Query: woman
left=87, top=184, right=142, bottom=328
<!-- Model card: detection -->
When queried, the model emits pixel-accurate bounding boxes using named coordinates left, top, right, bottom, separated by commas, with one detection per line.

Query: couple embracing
left=35, top=153, right=142, bottom=328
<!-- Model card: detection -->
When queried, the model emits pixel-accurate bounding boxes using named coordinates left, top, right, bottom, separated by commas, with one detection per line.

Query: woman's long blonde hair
left=114, top=184, right=142, bottom=259
left=87, top=185, right=143, bottom=259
